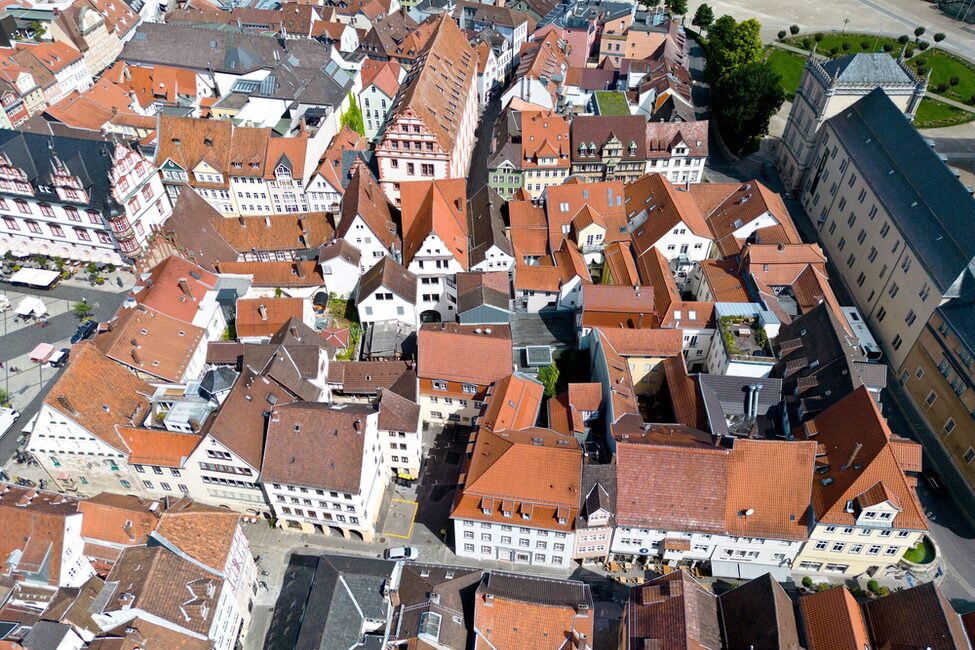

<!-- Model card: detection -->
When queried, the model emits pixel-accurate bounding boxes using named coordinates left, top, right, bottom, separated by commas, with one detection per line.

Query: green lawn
left=913, top=97, right=974, bottom=128
left=594, top=91, right=631, bottom=116
left=911, top=50, right=975, bottom=105
left=783, top=32, right=905, bottom=57
left=766, top=48, right=806, bottom=100
left=902, top=537, right=936, bottom=564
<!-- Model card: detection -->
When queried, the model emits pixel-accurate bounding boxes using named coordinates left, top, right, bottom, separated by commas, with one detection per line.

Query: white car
left=383, top=546, right=419, bottom=561
left=0, top=408, right=20, bottom=439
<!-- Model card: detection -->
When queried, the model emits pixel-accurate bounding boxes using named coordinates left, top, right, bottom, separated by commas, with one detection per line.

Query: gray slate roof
left=357, top=256, right=417, bottom=304
left=820, top=53, right=914, bottom=84
left=824, top=89, right=975, bottom=292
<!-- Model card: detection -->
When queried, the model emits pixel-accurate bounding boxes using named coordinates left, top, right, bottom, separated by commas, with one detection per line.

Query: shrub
left=778, top=29, right=786, bottom=40
left=905, top=46, right=915, bottom=58
left=814, top=33, right=823, bottom=42
left=789, top=24, right=800, bottom=35
left=802, top=37, right=812, bottom=49
left=898, top=34, right=910, bottom=45
left=918, top=40, right=929, bottom=51
left=916, top=64, right=927, bottom=76
left=829, top=46, right=839, bottom=56
left=969, top=94, right=975, bottom=105
left=950, top=76, right=960, bottom=86
left=868, top=579, right=880, bottom=593
left=816, top=583, right=831, bottom=592
left=842, top=41, right=851, bottom=51
left=95, top=276, right=105, bottom=286
left=882, top=43, right=893, bottom=52
left=914, top=26, right=925, bottom=38
left=876, top=585, right=891, bottom=597
left=934, top=32, right=945, bottom=42
left=802, top=576, right=813, bottom=588
left=106, top=263, right=116, bottom=273
left=860, top=40, right=870, bottom=50
left=85, top=261, right=97, bottom=274
left=937, top=82, right=950, bottom=92
left=12, top=264, right=21, bottom=272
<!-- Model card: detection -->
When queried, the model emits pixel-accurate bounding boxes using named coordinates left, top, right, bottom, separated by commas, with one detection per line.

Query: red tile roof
left=399, top=178, right=470, bottom=269
left=800, top=587, right=868, bottom=650
left=116, top=428, right=201, bottom=468
left=480, top=374, right=544, bottom=433
left=79, top=493, right=161, bottom=548
left=133, top=256, right=218, bottom=324
left=545, top=181, right=627, bottom=252
left=235, top=297, right=306, bottom=339
left=626, top=173, right=710, bottom=254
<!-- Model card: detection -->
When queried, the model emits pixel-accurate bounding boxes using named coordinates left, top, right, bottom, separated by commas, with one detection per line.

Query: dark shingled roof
left=357, top=255, right=417, bottom=304
left=718, top=573, right=800, bottom=650
left=823, top=89, right=975, bottom=292
left=820, top=53, right=916, bottom=84
left=862, top=581, right=970, bottom=650
left=468, top=185, right=513, bottom=267
left=388, top=564, right=480, bottom=649
left=626, top=571, right=722, bottom=650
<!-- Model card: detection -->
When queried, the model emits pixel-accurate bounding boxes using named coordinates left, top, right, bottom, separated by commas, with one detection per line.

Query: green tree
left=934, top=32, right=946, bottom=43
left=73, top=300, right=92, bottom=320
left=538, top=363, right=559, bottom=398
left=667, top=0, right=687, bottom=16
left=914, top=26, right=925, bottom=39
left=339, top=93, right=364, bottom=135
left=0, top=388, right=9, bottom=406
left=692, top=3, right=714, bottom=33
left=705, top=16, right=763, bottom=85
left=713, top=60, right=785, bottom=152
left=789, top=24, right=800, bottom=35
left=777, top=30, right=786, bottom=40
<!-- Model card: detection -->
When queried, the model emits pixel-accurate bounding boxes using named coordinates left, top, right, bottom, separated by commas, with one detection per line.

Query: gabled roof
left=626, top=173, right=710, bottom=253
left=356, top=255, right=417, bottom=304
left=0, top=486, right=81, bottom=587
left=545, top=180, right=627, bottom=251
left=400, top=178, right=470, bottom=269
left=359, top=57, right=401, bottom=98
left=571, top=115, right=647, bottom=161
left=207, top=367, right=291, bottom=469
left=625, top=571, right=722, bottom=650
left=337, top=165, right=399, bottom=250
left=43, top=344, right=152, bottom=453
left=688, top=181, right=800, bottom=257
left=645, top=119, right=708, bottom=159
left=456, top=270, right=510, bottom=313
left=718, top=573, right=800, bottom=650
left=132, top=255, right=218, bottom=324
left=95, top=305, right=205, bottom=383
left=824, top=88, right=975, bottom=292
left=862, top=582, right=970, bottom=650
left=806, top=387, right=926, bottom=529
left=236, top=297, right=306, bottom=339
left=389, top=16, right=477, bottom=154
left=799, top=587, right=868, bottom=650
left=153, top=499, right=240, bottom=573
left=469, top=185, right=513, bottom=266
left=79, top=494, right=161, bottom=548
left=378, top=388, right=420, bottom=434
left=479, top=373, right=544, bottom=433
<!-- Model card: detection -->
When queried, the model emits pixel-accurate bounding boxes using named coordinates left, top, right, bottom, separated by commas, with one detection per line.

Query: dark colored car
left=71, top=320, right=97, bottom=344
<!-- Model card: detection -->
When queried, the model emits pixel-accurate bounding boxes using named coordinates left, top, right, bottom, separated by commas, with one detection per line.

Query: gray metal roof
left=820, top=53, right=914, bottom=85
left=824, top=89, right=975, bottom=292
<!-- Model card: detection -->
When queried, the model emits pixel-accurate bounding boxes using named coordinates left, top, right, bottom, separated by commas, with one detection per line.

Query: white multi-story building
left=334, top=167, right=401, bottom=273
left=359, top=58, right=403, bottom=141
left=400, top=178, right=469, bottom=323
left=612, top=438, right=817, bottom=581
left=357, top=256, right=418, bottom=327
left=452, top=427, right=582, bottom=569
left=644, top=120, right=708, bottom=184
left=626, top=173, right=713, bottom=271
left=0, top=130, right=171, bottom=264
left=378, top=389, right=422, bottom=480
left=261, top=403, right=387, bottom=541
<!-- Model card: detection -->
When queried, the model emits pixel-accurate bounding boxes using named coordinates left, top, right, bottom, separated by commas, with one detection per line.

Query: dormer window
left=629, top=141, right=637, bottom=155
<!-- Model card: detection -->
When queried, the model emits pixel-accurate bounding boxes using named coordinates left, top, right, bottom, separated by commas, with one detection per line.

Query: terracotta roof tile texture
left=116, top=428, right=201, bottom=468
left=44, top=344, right=152, bottom=453
left=480, top=373, right=544, bottom=433
left=418, top=323, right=512, bottom=384
left=235, top=297, right=306, bottom=339
left=216, top=261, right=324, bottom=287
left=79, top=493, right=161, bottom=548
left=207, top=367, right=292, bottom=469
left=799, top=587, right=868, bottom=650
left=95, top=305, right=205, bottom=383
left=154, top=499, right=240, bottom=572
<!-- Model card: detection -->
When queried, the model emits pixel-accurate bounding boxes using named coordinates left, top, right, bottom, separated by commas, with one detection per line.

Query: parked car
left=70, top=320, right=97, bottom=344
left=48, top=348, right=70, bottom=368
left=383, top=546, right=419, bottom=561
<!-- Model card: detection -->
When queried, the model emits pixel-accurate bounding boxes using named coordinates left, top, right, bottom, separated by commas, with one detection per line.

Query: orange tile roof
left=520, top=110, right=569, bottom=168
left=688, top=181, right=800, bottom=257
left=133, top=255, right=218, bottom=324
left=116, top=428, right=201, bottom=468
left=626, top=173, right=710, bottom=254
left=568, top=382, right=601, bottom=411
left=79, top=494, right=161, bottom=547
left=216, top=261, right=324, bottom=287
left=595, top=328, right=639, bottom=420
left=0, top=486, right=81, bottom=587
left=17, top=41, right=83, bottom=73
left=360, top=57, right=402, bottom=98
left=264, top=133, right=309, bottom=180
left=418, top=323, right=512, bottom=384
left=315, top=126, right=368, bottom=194
left=480, top=374, right=544, bottom=433
left=473, top=573, right=594, bottom=650
left=602, top=241, right=640, bottom=285
left=552, top=237, right=592, bottom=284
left=742, top=243, right=827, bottom=286
left=547, top=392, right=572, bottom=436
left=91, top=617, right=211, bottom=650
left=545, top=181, right=627, bottom=251
left=807, top=387, right=927, bottom=530
left=453, top=427, right=582, bottom=532
left=699, top=258, right=750, bottom=302
left=400, top=178, right=470, bottom=269
left=800, top=587, right=868, bottom=650
left=581, top=283, right=656, bottom=318
left=95, top=305, right=206, bottom=383
left=235, top=297, right=306, bottom=339
left=44, top=344, right=152, bottom=453
left=634, top=246, right=678, bottom=315
left=596, top=327, right=683, bottom=358
left=210, top=212, right=334, bottom=252
left=154, top=499, right=240, bottom=572
left=392, top=16, right=477, bottom=154
left=513, top=264, right=562, bottom=291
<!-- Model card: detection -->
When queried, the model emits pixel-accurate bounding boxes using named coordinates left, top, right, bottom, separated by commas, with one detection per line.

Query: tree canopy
left=691, top=4, right=714, bottom=34
left=713, top=61, right=785, bottom=152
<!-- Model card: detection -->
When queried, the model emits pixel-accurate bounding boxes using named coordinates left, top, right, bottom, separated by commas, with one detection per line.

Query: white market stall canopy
left=8, top=267, right=60, bottom=288
left=16, top=296, right=47, bottom=317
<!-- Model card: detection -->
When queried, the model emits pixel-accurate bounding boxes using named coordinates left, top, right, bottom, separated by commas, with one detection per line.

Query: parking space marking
left=383, top=499, right=418, bottom=539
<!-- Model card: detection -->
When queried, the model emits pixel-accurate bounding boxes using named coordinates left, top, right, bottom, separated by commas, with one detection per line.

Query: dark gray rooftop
left=820, top=53, right=915, bottom=85
left=824, top=89, right=975, bottom=292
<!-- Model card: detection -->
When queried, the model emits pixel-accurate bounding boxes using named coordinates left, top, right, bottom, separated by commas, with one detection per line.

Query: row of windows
left=812, top=541, right=901, bottom=556
left=461, top=543, right=564, bottom=564
left=461, top=520, right=568, bottom=537
left=280, top=506, right=359, bottom=524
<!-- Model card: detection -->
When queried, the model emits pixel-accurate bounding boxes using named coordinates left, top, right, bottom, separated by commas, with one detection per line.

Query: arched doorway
left=420, top=310, right=442, bottom=324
